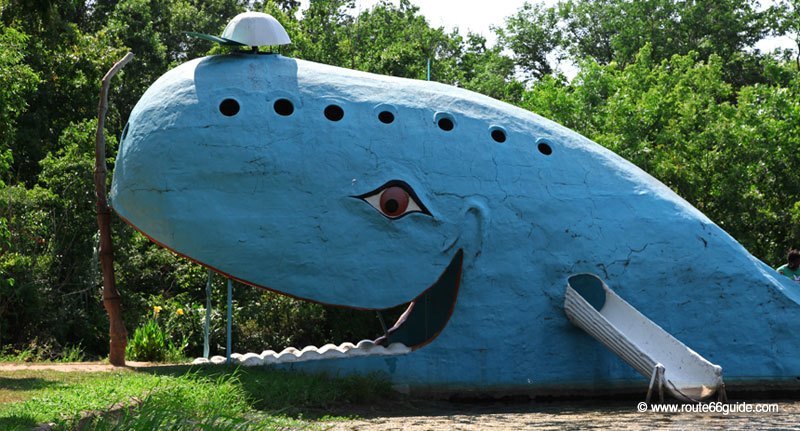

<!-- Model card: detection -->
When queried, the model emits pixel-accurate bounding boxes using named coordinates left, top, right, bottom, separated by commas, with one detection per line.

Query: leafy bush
left=1, top=120, right=114, bottom=355
left=127, top=319, right=168, bottom=362
left=228, top=286, right=402, bottom=355
left=126, top=306, right=186, bottom=363
left=58, top=344, right=86, bottom=362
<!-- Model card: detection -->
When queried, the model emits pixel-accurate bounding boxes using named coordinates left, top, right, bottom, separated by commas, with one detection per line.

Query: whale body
left=111, top=52, right=800, bottom=395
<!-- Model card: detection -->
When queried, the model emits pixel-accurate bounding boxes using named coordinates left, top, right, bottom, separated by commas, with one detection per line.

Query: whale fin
left=184, top=31, right=245, bottom=46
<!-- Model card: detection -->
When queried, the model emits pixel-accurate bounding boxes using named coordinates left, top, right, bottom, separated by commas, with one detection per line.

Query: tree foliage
left=499, top=0, right=771, bottom=85
left=772, top=0, right=800, bottom=68
left=494, top=2, right=562, bottom=79
left=0, top=25, right=39, bottom=184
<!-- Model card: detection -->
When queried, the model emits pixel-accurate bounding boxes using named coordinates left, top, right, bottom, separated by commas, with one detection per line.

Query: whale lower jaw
left=191, top=249, right=464, bottom=367
left=193, top=340, right=411, bottom=366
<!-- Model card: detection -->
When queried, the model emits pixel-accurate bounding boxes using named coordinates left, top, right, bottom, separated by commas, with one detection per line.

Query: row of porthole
left=218, top=97, right=553, bottom=156
left=221, top=97, right=394, bottom=124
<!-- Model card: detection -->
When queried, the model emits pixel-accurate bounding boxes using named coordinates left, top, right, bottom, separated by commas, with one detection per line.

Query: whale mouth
left=200, top=249, right=464, bottom=366
left=375, top=248, right=464, bottom=348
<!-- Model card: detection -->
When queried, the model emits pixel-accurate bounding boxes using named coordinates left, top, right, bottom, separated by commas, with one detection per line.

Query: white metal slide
left=564, top=273, right=725, bottom=402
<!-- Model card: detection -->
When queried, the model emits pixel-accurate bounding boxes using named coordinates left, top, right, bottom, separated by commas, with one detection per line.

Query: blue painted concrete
left=110, top=53, right=800, bottom=394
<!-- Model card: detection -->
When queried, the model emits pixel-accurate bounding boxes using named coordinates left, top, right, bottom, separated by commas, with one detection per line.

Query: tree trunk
left=94, top=52, right=134, bottom=366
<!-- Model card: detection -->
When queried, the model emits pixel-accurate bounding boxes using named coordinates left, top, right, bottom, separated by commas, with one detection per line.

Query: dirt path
left=0, top=361, right=158, bottom=372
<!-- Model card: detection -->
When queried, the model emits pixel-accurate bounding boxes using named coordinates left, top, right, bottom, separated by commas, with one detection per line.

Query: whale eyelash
left=353, top=180, right=431, bottom=220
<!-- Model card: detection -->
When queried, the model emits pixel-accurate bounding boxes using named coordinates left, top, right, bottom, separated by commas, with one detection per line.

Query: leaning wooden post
left=94, top=52, right=134, bottom=366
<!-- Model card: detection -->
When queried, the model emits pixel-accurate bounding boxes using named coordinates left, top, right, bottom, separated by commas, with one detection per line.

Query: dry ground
left=0, top=361, right=155, bottom=372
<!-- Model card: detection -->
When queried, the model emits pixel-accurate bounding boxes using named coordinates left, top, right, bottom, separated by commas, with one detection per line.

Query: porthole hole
left=219, top=98, right=240, bottom=117
left=437, top=117, right=454, bottom=131
left=538, top=142, right=553, bottom=156
left=324, top=104, right=344, bottom=121
left=378, top=111, right=395, bottom=124
left=491, top=129, right=506, bottom=143
left=274, top=98, right=294, bottom=116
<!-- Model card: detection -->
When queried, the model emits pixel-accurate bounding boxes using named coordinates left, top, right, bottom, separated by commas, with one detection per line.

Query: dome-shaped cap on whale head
left=221, top=12, right=291, bottom=46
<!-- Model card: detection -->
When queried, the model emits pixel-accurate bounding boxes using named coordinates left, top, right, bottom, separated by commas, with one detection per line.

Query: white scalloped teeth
left=191, top=340, right=411, bottom=366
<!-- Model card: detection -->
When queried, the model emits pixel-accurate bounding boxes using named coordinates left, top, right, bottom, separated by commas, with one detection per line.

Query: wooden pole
left=95, top=52, right=134, bottom=366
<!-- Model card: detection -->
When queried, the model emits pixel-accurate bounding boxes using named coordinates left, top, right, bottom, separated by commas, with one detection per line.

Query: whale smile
left=195, top=249, right=464, bottom=366
left=375, top=248, right=463, bottom=348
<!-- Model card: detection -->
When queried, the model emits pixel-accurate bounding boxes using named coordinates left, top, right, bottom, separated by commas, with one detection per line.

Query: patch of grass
left=139, top=365, right=394, bottom=414
left=83, top=372, right=313, bottom=431
left=85, top=394, right=318, bottom=431
left=0, top=366, right=392, bottom=430
left=0, top=346, right=36, bottom=363
left=0, top=374, right=65, bottom=404
left=241, top=369, right=394, bottom=412
left=0, top=343, right=86, bottom=363
left=58, top=344, right=86, bottom=363
left=0, top=370, right=109, bottom=404
left=0, top=370, right=164, bottom=430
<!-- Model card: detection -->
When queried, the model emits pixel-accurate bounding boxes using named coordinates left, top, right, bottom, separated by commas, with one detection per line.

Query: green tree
left=252, top=0, right=301, bottom=13
left=291, top=0, right=355, bottom=67
left=106, top=0, right=245, bottom=134
left=498, top=0, right=769, bottom=84
left=494, top=1, right=562, bottom=80
left=1, top=120, right=115, bottom=352
left=772, top=0, right=800, bottom=68
left=719, top=72, right=800, bottom=262
left=458, top=33, right=523, bottom=103
left=0, top=22, right=122, bottom=185
left=0, top=25, right=39, bottom=184
left=0, top=25, right=39, bottom=326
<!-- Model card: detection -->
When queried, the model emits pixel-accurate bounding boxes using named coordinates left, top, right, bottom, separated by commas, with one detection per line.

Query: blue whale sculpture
left=110, top=52, right=800, bottom=395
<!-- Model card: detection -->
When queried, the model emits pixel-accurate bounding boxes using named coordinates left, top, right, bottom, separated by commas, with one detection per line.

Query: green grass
left=0, top=347, right=37, bottom=363
left=0, top=344, right=86, bottom=363
left=0, top=365, right=393, bottom=430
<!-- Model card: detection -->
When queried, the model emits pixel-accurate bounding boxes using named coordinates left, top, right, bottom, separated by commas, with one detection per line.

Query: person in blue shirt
left=777, top=249, right=800, bottom=282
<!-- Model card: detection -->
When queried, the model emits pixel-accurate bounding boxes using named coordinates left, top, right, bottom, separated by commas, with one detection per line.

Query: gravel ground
left=322, top=399, right=800, bottom=430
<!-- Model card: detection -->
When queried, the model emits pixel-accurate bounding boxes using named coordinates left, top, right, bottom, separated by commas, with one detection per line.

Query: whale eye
left=354, top=181, right=431, bottom=219
left=380, top=187, right=409, bottom=217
